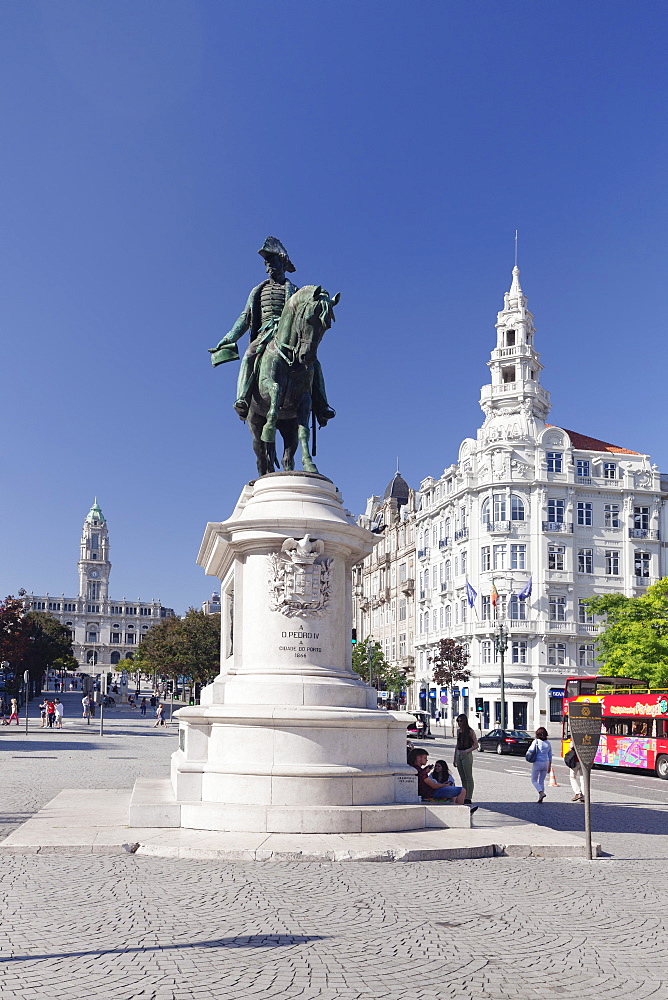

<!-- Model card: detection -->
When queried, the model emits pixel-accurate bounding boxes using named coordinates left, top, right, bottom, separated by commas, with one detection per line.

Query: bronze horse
left=247, top=285, right=339, bottom=476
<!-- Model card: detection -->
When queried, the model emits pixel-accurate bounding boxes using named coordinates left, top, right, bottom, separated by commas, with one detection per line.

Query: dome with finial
left=383, top=471, right=410, bottom=507
left=85, top=498, right=106, bottom=524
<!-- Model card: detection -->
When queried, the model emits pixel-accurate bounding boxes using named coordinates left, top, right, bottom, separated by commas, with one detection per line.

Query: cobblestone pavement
left=2, top=693, right=668, bottom=999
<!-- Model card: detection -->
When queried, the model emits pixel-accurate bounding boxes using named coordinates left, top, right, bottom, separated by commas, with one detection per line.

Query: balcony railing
left=418, top=591, right=426, bottom=601
left=635, top=576, right=652, bottom=587
left=400, top=577, right=414, bottom=595
left=454, top=528, right=468, bottom=541
left=438, top=538, right=450, bottom=549
left=629, top=528, right=660, bottom=540
left=485, top=520, right=511, bottom=533
left=576, top=476, right=592, bottom=484
left=417, top=548, right=429, bottom=559
left=577, top=623, right=600, bottom=633
left=547, top=620, right=571, bottom=631
left=542, top=521, right=573, bottom=533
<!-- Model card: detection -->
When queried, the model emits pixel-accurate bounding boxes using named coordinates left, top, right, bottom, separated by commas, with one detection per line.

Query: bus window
left=632, top=721, right=648, bottom=736
left=579, top=681, right=597, bottom=696
left=656, top=720, right=668, bottom=738
left=566, top=680, right=580, bottom=698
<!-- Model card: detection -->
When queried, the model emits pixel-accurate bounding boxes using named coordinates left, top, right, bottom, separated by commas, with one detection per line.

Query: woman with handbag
left=454, top=715, right=479, bottom=803
left=526, top=727, right=552, bottom=802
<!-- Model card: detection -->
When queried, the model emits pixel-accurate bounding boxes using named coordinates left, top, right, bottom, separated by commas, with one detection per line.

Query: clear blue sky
left=1, top=1, right=667, bottom=614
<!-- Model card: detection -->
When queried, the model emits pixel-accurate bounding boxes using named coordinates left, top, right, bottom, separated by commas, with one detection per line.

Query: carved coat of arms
left=268, top=535, right=333, bottom=618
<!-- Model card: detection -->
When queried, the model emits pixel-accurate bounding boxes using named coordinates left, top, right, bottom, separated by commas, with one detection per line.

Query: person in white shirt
left=54, top=699, right=64, bottom=729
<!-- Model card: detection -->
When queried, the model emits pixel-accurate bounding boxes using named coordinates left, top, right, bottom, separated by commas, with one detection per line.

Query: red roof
left=547, top=426, right=643, bottom=456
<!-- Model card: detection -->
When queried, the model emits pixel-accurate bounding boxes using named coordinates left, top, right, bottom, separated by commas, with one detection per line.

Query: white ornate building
left=26, top=500, right=175, bottom=669
left=412, top=266, right=666, bottom=735
left=353, top=472, right=418, bottom=703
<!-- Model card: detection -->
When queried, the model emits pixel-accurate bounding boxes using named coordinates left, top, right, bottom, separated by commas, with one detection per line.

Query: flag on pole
left=465, top=579, right=477, bottom=608
left=491, top=580, right=499, bottom=607
left=518, top=576, right=533, bottom=600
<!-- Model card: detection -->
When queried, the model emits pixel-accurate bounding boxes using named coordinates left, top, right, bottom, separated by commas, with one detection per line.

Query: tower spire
left=478, top=266, right=551, bottom=427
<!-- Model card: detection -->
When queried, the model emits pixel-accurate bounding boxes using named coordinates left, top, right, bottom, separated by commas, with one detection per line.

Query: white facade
left=27, top=500, right=175, bottom=669
left=353, top=474, right=418, bottom=704
left=413, top=266, right=666, bottom=736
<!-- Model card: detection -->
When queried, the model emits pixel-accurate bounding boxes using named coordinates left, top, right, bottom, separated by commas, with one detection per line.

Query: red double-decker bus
left=562, top=675, right=668, bottom=779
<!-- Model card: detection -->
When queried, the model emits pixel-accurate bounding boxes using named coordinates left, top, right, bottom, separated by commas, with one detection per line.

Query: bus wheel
left=655, top=755, right=668, bottom=780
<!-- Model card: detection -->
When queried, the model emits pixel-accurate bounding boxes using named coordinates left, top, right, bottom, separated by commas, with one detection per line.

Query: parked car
left=406, top=711, right=435, bottom=740
left=478, top=728, right=533, bottom=755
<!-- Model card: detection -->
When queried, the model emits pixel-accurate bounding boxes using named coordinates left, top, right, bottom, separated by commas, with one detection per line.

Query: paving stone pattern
left=2, top=693, right=668, bottom=999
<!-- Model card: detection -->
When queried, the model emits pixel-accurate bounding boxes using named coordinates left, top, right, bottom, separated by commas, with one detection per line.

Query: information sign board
left=568, top=702, right=602, bottom=768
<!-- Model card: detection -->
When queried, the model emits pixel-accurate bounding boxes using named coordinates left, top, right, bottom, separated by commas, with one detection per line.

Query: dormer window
left=506, top=330, right=515, bottom=346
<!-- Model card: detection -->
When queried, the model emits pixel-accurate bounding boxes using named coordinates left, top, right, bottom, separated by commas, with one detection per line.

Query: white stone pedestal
left=131, top=472, right=439, bottom=835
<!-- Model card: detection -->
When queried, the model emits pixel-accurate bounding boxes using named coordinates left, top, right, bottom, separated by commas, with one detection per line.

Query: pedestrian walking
left=565, top=745, right=585, bottom=802
left=454, top=714, right=479, bottom=802
left=8, top=697, right=20, bottom=725
left=54, top=699, right=64, bottom=729
left=0, top=697, right=9, bottom=725
left=140, top=698, right=147, bottom=717
left=526, top=727, right=553, bottom=802
left=154, top=703, right=166, bottom=727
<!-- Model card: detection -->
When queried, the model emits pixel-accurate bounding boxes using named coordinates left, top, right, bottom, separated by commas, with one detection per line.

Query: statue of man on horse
left=209, top=238, right=338, bottom=477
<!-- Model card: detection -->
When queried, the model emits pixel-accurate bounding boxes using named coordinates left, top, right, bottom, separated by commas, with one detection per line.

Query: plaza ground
left=1, top=690, right=667, bottom=999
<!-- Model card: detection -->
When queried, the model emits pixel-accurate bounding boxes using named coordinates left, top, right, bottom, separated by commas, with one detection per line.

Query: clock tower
left=78, top=499, right=111, bottom=605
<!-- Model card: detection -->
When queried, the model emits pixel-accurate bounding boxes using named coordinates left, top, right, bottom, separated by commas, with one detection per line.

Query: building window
left=110, top=633, right=120, bottom=643
left=444, top=560, right=451, bottom=581
left=399, top=634, right=406, bottom=658
left=493, top=494, right=507, bottom=521
left=547, top=498, right=565, bottom=524
left=548, top=642, right=566, bottom=666
left=493, top=544, right=506, bottom=570
left=461, top=551, right=467, bottom=576
left=509, top=596, right=527, bottom=620
left=444, top=605, right=452, bottom=628
left=578, top=643, right=595, bottom=668
left=603, top=462, right=617, bottom=479
left=87, top=631, right=97, bottom=643
left=578, top=548, right=593, bottom=574
left=481, top=596, right=491, bottom=621
left=399, top=598, right=407, bottom=621
left=511, top=640, right=527, bottom=664
left=139, top=607, right=152, bottom=616
left=633, top=506, right=650, bottom=531
left=481, top=547, right=491, bottom=572
left=577, top=502, right=593, bottom=526
left=549, top=596, right=566, bottom=621
left=548, top=545, right=565, bottom=571
left=604, top=504, right=620, bottom=528
left=577, top=460, right=590, bottom=477
left=605, top=550, right=620, bottom=576
left=125, top=606, right=137, bottom=615
left=481, top=640, right=492, bottom=664
left=510, top=495, right=525, bottom=521
left=433, top=609, right=438, bottom=631
left=634, top=551, right=650, bottom=578
left=91, top=533, right=99, bottom=549
left=399, top=563, right=406, bottom=582
left=547, top=452, right=563, bottom=473
left=510, top=544, right=526, bottom=570
left=578, top=599, right=594, bottom=624
left=460, top=599, right=467, bottom=623
left=125, top=633, right=136, bottom=644
left=110, top=606, right=123, bottom=615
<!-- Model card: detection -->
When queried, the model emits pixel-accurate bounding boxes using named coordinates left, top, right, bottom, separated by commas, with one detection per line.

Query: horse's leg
left=296, top=393, right=318, bottom=474
left=249, top=411, right=268, bottom=476
left=277, top=417, right=298, bottom=470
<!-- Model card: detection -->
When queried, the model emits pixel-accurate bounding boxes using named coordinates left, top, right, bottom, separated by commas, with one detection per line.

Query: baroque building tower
left=412, top=266, right=666, bottom=735
left=27, top=501, right=175, bottom=669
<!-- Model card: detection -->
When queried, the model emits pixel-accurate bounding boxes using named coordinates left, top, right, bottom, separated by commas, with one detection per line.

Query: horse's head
left=279, top=284, right=340, bottom=364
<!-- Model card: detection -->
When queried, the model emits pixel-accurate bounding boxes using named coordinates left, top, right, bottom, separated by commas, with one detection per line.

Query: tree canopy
left=586, top=578, right=668, bottom=687
left=133, top=609, right=220, bottom=686
left=0, top=596, right=74, bottom=695
left=351, top=636, right=407, bottom=693
left=428, top=638, right=471, bottom=690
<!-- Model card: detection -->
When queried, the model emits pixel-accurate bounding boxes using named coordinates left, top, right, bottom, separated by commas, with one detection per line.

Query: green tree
left=351, top=636, right=407, bottom=694
left=428, top=638, right=471, bottom=732
left=586, top=578, right=668, bottom=687
left=133, top=611, right=220, bottom=697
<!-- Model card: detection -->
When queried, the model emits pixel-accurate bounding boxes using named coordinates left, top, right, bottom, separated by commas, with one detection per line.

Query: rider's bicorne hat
left=258, top=236, right=296, bottom=273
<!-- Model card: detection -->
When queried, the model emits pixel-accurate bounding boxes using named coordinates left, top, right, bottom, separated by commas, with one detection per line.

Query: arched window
left=110, top=651, right=121, bottom=665
left=510, top=495, right=525, bottom=521
left=445, top=560, right=451, bottom=581
left=445, top=605, right=452, bottom=628
left=481, top=498, right=489, bottom=523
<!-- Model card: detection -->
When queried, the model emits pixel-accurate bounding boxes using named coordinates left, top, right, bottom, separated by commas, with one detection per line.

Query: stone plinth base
left=129, top=778, right=472, bottom=833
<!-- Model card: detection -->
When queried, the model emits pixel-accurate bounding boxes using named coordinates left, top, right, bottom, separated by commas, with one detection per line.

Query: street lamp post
left=494, top=620, right=508, bottom=730
left=23, top=669, right=29, bottom=734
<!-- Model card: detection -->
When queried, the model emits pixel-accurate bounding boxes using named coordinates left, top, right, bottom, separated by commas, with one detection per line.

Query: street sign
left=568, top=702, right=602, bottom=767
left=568, top=701, right=603, bottom=861
left=439, top=692, right=448, bottom=704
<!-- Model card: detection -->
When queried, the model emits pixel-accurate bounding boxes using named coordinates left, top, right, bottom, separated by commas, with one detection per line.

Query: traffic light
left=351, top=628, right=357, bottom=645
left=475, top=697, right=484, bottom=714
